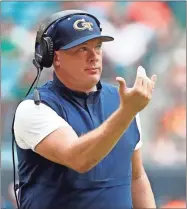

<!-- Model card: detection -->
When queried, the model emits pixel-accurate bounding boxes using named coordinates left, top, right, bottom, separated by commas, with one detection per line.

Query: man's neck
left=54, top=73, right=97, bottom=93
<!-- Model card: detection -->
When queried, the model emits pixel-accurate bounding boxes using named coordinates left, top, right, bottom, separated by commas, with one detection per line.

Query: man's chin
left=88, top=74, right=100, bottom=83
left=85, top=75, right=100, bottom=90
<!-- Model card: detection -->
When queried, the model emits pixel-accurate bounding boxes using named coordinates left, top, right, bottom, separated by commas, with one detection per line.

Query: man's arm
left=132, top=149, right=156, bottom=208
left=35, top=105, right=136, bottom=173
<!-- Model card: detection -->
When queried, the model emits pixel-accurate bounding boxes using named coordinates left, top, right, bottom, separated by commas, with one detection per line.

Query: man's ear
left=53, top=51, right=60, bottom=68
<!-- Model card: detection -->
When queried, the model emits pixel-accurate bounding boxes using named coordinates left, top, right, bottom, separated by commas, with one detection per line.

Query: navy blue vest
left=16, top=73, right=140, bottom=209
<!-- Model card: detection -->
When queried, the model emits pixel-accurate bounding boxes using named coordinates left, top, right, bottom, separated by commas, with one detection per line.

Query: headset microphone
left=32, top=59, right=42, bottom=105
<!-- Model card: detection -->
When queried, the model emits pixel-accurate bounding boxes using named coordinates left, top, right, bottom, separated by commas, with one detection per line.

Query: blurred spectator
left=162, top=199, right=186, bottom=208
left=126, top=2, right=173, bottom=34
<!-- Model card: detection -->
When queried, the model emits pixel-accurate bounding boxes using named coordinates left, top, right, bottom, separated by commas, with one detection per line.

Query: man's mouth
left=85, top=67, right=99, bottom=74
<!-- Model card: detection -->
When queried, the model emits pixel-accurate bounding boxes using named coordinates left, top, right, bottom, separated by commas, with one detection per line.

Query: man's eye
left=96, top=44, right=102, bottom=49
left=79, top=47, right=87, bottom=52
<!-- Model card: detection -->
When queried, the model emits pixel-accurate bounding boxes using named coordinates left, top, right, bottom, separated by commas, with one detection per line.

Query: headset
left=12, top=10, right=102, bottom=209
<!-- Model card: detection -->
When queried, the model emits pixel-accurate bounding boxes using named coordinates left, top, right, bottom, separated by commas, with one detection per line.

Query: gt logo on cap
left=73, top=19, right=93, bottom=31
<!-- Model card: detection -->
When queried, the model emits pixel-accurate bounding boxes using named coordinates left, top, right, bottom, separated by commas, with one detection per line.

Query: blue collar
left=52, top=72, right=102, bottom=107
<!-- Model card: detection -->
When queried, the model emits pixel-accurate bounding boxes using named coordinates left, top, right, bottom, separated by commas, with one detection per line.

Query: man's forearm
left=132, top=173, right=156, bottom=208
left=69, top=106, right=136, bottom=171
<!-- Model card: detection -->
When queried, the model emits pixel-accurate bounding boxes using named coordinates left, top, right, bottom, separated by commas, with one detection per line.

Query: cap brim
left=60, top=34, right=114, bottom=50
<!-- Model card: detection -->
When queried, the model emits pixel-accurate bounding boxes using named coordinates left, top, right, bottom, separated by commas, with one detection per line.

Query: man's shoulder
left=22, top=80, right=63, bottom=114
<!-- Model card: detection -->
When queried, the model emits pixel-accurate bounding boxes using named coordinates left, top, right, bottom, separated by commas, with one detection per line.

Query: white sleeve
left=14, top=100, right=70, bottom=151
left=134, top=113, right=142, bottom=150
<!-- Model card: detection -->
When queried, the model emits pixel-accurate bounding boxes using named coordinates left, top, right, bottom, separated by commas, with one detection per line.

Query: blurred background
left=1, top=1, right=186, bottom=208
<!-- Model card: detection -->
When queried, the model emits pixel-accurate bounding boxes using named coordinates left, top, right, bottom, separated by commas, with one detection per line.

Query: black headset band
left=35, top=10, right=101, bottom=48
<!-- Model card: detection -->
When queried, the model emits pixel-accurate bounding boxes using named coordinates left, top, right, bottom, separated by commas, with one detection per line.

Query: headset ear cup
left=40, top=37, right=54, bottom=68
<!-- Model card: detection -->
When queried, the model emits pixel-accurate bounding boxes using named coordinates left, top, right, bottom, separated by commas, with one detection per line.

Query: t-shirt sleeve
left=134, top=113, right=142, bottom=150
left=14, top=100, right=70, bottom=151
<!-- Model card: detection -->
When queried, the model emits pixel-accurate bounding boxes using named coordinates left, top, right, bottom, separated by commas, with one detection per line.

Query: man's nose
left=88, top=49, right=99, bottom=63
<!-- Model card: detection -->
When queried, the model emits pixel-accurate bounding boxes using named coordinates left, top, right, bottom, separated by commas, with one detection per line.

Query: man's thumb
left=116, top=77, right=127, bottom=95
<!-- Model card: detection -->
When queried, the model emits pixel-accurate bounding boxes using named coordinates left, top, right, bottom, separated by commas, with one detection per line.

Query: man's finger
left=142, top=78, right=149, bottom=92
left=149, top=75, right=157, bottom=94
left=134, top=66, right=146, bottom=88
left=116, top=77, right=127, bottom=95
left=137, top=66, right=147, bottom=77
left=151, top=75, right=157, bottom=84
left=147, top=79, right=154, bottom=96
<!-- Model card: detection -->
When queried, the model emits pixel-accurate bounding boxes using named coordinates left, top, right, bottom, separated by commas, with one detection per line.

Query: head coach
left=13, top=10, right=157, bottom=209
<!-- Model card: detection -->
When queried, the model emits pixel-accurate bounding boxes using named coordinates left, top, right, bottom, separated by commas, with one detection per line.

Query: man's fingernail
left=137, top=66, right=146, bottom=76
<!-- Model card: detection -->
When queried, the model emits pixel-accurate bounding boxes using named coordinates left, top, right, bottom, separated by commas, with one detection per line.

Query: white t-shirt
left=14, top=100, right=142, bottom=151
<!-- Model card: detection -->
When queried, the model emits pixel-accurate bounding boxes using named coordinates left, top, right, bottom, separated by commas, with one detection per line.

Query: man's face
left=54, top=38, right=103, bottom=91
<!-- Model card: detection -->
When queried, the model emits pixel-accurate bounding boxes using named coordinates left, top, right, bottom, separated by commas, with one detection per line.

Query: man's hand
left=116, top=66, right=157, bottom=114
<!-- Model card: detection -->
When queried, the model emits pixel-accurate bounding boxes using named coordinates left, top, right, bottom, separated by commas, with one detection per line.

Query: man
left=14, top=10, right=156, bottom=209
